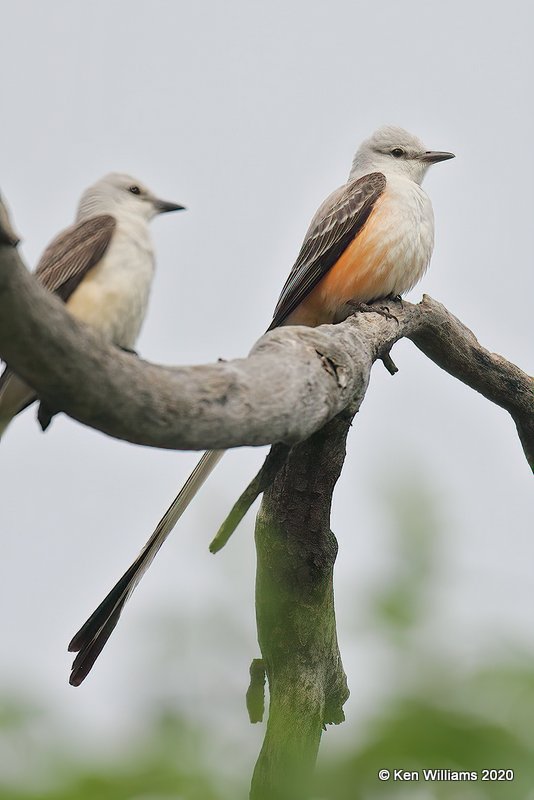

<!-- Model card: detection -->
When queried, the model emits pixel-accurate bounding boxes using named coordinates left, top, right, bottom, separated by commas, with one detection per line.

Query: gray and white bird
left=69, top=127, right=454, bottom=686
left=0, top=172, right=184, bottom=438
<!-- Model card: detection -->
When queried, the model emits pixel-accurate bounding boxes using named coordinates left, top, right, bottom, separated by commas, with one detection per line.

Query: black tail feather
left=69, top=604, right=124, bottom=686
left=68, top=558, right=141, bottom=653
left=68, top=557, right=143, bottom=685
left=68, top=450, right=226, bottom=685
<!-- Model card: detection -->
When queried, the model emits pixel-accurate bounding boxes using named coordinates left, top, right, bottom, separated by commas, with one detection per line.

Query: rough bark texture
left=250, top=408, right=355, bottom=799
left=0, top=235, right=532, bottom=470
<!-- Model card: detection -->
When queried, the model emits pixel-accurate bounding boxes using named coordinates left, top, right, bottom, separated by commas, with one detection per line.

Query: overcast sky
left=1, top=0, right=533, bottom=773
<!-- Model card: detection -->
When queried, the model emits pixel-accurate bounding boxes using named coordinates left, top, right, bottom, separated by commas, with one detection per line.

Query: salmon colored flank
left=285, top=180, right=432, bottom=328
left=287, top=194, right=391, bottom=326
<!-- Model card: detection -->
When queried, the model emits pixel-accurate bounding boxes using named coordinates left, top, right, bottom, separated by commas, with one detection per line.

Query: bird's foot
left=350, top=301, right=399, bottom=323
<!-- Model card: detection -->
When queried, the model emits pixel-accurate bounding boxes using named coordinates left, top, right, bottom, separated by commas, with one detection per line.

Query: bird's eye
left=391, top=148, right=405, bottom=158
left=128, top=185, right=141, bottom=195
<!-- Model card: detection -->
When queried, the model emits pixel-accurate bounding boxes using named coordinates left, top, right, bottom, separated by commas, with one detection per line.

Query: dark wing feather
left=34, top=214, right=116, bottom=301
left=267, top=172, right=386, bottom=330
left=0, top=215, right=116, bottom=413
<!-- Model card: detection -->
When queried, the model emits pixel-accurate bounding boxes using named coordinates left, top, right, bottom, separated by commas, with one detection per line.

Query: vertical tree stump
left=250, top=409, right=354, bottom=799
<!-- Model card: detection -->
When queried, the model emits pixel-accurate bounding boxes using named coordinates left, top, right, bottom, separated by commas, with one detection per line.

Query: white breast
left=302, top=174, right=436, bottom=326
left=373, top=174, right=435, bottom=296
left=67, top=221, right=155, bottom=349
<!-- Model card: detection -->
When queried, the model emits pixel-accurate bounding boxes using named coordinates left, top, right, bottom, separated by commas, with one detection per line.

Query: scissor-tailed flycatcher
left=69, top=127, right=454, bottom=686
left=0, top=173, right=184, bottom=437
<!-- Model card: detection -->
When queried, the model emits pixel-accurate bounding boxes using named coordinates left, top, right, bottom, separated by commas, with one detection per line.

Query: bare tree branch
left=209, top=443, right=291, bottom=553
left=407, top=305, right=534, bottom=471
left=2, top=196, right=532, bottom=800
left=0, top=232, right=532, bottom=469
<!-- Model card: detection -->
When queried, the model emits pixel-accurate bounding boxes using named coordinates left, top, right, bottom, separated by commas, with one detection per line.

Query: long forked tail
left=68, top=449, right=225, bottom=686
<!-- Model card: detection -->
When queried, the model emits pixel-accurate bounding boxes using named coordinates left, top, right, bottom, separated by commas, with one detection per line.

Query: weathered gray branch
left=2, top=196, right=532, bottom=800
left=0, top=233, right=532, bottom=470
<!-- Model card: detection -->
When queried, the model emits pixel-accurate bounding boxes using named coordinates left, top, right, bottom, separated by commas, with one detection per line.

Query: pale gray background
left=1, top=0, right=532, bottom=776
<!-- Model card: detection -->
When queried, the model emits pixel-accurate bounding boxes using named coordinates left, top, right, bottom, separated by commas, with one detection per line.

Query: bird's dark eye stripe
left=391, top=148, right=404, bottom=158
left=129, top=185, right=141, bottom=195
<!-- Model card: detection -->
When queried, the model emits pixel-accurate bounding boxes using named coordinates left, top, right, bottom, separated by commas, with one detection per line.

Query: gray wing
left=34, top=214, right=116, bottom=300
left=267, top=172, right=386, bottom=330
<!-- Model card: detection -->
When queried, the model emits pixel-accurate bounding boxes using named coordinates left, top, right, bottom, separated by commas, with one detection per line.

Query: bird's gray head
left=76, top=173, right=185, bottom=223
left=349, top=126, right=454, bottom=185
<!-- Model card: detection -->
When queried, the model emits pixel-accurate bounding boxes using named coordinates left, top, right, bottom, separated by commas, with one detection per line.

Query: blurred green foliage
left=314, top=475, right=534, bottom=799
left=317, top=669, right=534, bottom=799
left=2, top=474, right=532, bottom=799
left=0, top=706, right=234, bottom=800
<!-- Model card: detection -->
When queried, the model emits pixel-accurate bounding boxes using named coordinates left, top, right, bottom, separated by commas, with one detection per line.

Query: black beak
left=154, top=199, right=186, bottom=214
left=418, top=151, right=455, bottom=164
